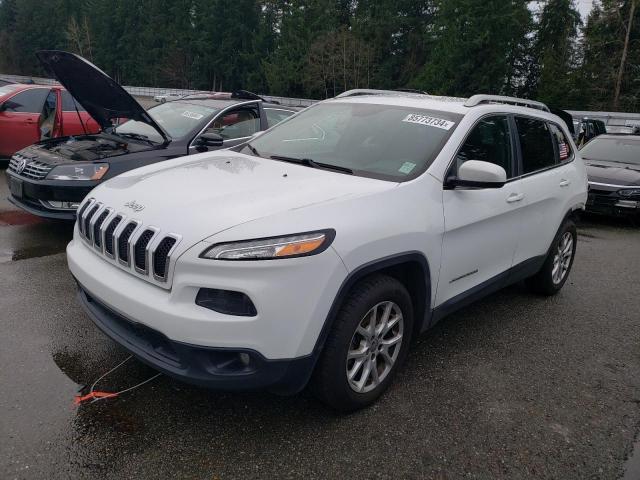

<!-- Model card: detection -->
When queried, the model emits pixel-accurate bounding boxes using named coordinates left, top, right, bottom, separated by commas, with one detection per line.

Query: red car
left=0, top=83, right=100, bottom=158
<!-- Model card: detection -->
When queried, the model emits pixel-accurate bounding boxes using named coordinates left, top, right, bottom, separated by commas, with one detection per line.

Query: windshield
left=581, top=136, right=640, bottom=165
left=115, top=102, right=218, bottom=142
left=245, top=102, right=462, bottom=181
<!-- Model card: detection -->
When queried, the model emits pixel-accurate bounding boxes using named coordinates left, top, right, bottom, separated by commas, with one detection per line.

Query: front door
left=191, top=103, right=262, bottom=153
left=437, top=115, right=525, bottom=306
left=0, top=87, right=49, bottom=157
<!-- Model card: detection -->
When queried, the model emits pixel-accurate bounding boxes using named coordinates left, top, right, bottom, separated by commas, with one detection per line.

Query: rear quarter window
left=61, top=91, right=86, bottom=112
left=265, top=108, right=296, bottom=127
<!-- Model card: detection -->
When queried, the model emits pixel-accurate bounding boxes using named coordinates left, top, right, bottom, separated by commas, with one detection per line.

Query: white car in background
left=67, top=91, right=587, bottom=411
left=153, top=92, right=184, bottom=103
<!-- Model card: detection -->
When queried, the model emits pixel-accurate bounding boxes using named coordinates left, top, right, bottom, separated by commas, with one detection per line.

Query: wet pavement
left=1, top=169, right=639, bottom=480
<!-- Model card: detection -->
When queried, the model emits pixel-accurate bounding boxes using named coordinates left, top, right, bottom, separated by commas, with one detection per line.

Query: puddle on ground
left=0, top=209, right=45, bottom=226
left=0, top=244, right=67, bottom=263
left=622, top=435, right=640, bottom=480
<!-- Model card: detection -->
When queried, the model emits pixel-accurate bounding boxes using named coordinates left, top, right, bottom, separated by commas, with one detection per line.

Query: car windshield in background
left=115, top=102, right=218, bottom=142
left=246, top=102, right=462, bottom=181
left=581, top=136, right=640, bottom=165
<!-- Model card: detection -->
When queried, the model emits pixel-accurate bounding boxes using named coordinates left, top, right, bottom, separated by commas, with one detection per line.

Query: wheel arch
left=312, top=252, right=432, bottom=358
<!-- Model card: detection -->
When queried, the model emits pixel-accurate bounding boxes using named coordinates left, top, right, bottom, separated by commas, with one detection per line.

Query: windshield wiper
left=117, top=132, right=156, bottom=144
left=270, top=155, right=353, bottom=175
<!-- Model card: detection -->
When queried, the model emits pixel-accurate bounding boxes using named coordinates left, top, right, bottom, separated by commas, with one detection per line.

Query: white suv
left=67, top=91, right=587, bottom=411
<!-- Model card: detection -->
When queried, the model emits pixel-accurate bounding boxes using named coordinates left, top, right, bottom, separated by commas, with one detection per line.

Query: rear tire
left=525, top=219, right=577, bottom=296
left=311, top=274, right=414, bottom=412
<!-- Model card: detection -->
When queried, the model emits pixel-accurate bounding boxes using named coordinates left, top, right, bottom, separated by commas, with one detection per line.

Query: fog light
left=42, top=200, right=80, bottom=210
left=196, top=288, right=257, bottom=316
left=615, top=200, right=639, bottom=209
left=239, top=353, right=251, bottom=366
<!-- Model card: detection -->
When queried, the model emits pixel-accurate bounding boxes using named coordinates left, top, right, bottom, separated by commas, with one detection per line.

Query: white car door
left=437, top=115, right=527, bottom=306
left=511, top=118, right=578, bottom=267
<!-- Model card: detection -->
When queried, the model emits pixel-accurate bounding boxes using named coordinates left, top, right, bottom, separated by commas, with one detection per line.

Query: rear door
left=264, top=107, right=297, bottom=128
left=437, top=114, right=526, bottom=305
left=0, top=87, right=49, bottom=156
left=511, top=117, right=577, bottom=266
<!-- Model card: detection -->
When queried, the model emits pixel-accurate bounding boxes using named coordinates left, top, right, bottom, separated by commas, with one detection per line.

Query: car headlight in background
left=201, top=230, right=335, bottom=260
left=47, top=163, right=109, bottom=181
left=618, top=188, right=640, bottom=197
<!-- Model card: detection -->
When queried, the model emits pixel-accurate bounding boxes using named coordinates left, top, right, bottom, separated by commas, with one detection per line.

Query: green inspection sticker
left=398, top=162, right=416, bottom=174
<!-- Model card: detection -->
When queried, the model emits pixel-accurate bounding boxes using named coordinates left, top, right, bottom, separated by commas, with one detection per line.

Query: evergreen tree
left=529, top=0, right=581, bottom=107
left=413, top=0, right=532, bottom=97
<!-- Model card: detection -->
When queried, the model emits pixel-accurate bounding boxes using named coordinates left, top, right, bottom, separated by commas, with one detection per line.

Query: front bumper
left=586, top=188, right=640, bottom=217
left=77, top=283, right=315, bottom=394
left=67, top=230, right=348, bottom=390
left=5, top=170, right=95, bottom=220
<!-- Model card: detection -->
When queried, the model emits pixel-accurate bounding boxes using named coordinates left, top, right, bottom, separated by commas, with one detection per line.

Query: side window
left=453, top=115, right=513, bottom=178
left=515, top=117, right=556, bottom=174
left=206, top=106, right=260, bottom=140
left=4, top=88, right=49, bottom=113
left=549, top=124, right=572, bottom=163
left=61, top=91, right=86, bottom=112
left=265, top=108, right=295, bottom=127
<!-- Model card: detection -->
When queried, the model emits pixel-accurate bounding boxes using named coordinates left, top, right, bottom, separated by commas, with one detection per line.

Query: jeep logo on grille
left=124, top=200, right=145, bottom=212
left=16, top=158, right=28, bottom=174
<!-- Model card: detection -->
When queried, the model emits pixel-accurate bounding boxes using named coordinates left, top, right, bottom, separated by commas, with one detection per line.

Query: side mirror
left=446, top=160, right=506, bottom=189
left=0, top=103, right=6, bottom=112
left=197, top=132, right=224, bottom=147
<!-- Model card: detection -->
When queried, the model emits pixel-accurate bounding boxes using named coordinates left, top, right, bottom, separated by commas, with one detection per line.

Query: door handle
left=26, top=118, right=35, bottom=124
left=506, top=193, right=524, bottom=203
left=559, top=179, right=571, bottom=187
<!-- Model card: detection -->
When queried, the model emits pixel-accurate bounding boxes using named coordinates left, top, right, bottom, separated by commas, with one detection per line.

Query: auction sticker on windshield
left=402, top=114, right=455, bottom=130
left=182, top=111, right=204, bottom=120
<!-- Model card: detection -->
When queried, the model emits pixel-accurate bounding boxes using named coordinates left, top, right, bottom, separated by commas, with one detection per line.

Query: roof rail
left=464, top=95, right=550, bottom=112
left=336, top=89, right=428, bottom=98
left=394, top=88, right=428, bottom=95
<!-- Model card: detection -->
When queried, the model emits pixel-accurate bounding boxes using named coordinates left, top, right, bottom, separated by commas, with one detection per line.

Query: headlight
left=47, top=163, right=109, bottom=181
left=618, top=188, right=640, bottom=197
left=201, top=230, right=335, bottom=260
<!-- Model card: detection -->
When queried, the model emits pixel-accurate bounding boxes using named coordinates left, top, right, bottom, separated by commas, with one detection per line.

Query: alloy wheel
left=346, top=301, right=404, bottom=393
left=552, top=231, right=573, bottom=284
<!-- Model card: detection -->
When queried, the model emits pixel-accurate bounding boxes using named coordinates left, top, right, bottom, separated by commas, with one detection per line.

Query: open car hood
left=36, top=50, right=169, bottom=142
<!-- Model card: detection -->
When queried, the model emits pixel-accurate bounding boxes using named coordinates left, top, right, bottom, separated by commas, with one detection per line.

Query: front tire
left=312, top=274, right=414, bottom=412
left=526, top=219, right=577, bottom=296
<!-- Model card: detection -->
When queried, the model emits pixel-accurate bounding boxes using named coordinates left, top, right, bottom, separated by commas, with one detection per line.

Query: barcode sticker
left=402, top=114, right=455, bottom=130
left=182, top=111, right=204, bottom=120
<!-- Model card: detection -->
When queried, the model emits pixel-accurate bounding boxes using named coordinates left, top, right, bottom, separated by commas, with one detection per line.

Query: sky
left=530, top=0, right=595, bottom=21
left=575, top=0, right=595, bottom=20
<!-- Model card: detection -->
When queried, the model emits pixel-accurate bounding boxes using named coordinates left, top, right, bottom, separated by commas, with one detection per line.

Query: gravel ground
left=0, top=172, right=639, bottom=480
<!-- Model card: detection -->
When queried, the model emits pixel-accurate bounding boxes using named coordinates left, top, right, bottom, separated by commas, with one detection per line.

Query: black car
left=581, top=134, right=640, bottom=217
left=577, top=118, right=607, bottom=147
left=5, top=50, right=298, bottom=220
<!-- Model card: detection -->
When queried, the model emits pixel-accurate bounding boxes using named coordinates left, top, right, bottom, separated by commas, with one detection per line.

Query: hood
left=36, top=50, right=169, bottom=142
left=92, top=151, right=396, bottom=246
left=585, top=159, right=640, bottom=187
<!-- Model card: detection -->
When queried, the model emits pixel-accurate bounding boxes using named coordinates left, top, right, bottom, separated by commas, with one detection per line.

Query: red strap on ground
left=74, top=391, right=119, bottom=406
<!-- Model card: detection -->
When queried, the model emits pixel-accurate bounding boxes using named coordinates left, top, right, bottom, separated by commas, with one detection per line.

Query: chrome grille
left=134, top=229, right=156, bottom=273
left=76, top=198, right=181, bottom=286
left=8, top=154, right=54, bottom=180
